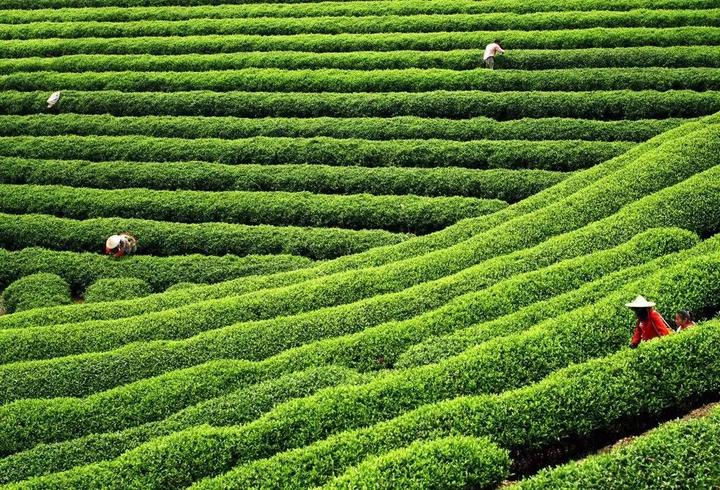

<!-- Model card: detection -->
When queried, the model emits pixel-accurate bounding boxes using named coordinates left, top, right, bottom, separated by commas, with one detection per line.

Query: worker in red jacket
left=627, top=295, right=672, bottom=348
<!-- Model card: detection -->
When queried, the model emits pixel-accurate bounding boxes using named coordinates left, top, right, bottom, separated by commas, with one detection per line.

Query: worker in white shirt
left=483, top=40, right=505, bottom=70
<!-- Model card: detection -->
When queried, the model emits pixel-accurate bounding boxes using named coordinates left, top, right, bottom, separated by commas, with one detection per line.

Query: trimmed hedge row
left=84, top=277, right=152, bottom=303
left=1, top=273, right=71, bottom=314
left=4, top=124, right=720, bottom=450
left=1, top=27, right=719, bottom=57
left=319, top=436, right=510, bottom=490
left=0, top=158, right=569, bottom=201
left=0, top=226, right=688, bottom=366
left=1, top=0, right=715, bottom=23
left=0, top=115, right=681, bottom=142
left=395, top=232, right=720, bottom=369
left=0, top=135, right=631, bottom=171
left=514, top=406, right=720, bottom=489
left=0, top=247, right=312, bottom=294
left=7, top=67, right=720, bottom=93
left=0, top=230, right=698, bottom=459
left=0, top=115, right=711, bottom=331
left=12, top=251, right=720, bottom=488
left=0, top=213, right=411, bottom=260
left=0, top=184, right=507, bottom=234
left=1, top=0, right=713, bottom=10
left=1, top=10, right=717, bottom=40
left=0, top=234, right=693, bottom=482
left=3, top=90, right=719, bottom=120
left=2, top=47, right=719, bottom=74
left=187, top=318, right=720, bottom=490
left=0, top=365, right=370, bottom=484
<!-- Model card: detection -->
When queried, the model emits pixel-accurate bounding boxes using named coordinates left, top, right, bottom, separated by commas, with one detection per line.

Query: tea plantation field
left=0, top=0, right=719, bottom=488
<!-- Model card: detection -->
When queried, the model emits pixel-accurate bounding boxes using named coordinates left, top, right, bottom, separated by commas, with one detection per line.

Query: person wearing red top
left=674, top=310, right=696, bottom=332
left=104, top=233, right=138, bottom=258
left=627, top=296, right=672, bottom=348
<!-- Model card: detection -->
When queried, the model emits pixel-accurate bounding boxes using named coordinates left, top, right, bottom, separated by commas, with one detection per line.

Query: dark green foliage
left=0, top=247, right=312, bottom=293
left=321, top=436, right=510, bottom=490
left=514, top=406, right=720, bottom=489
left=0, top=135, right=630, bottom=171
left=2, top=89, right=718, bottom=120
left=1, top=273, right=71, bottom=314
left=0, top=213, right=410, bottom=260
left=84, top=277, right=152, bottom=303
left=1, top=27, right=719, bottom=58
left=0, top=114, right=685, bottom=142
left=5, top=67, right=720, bottom=93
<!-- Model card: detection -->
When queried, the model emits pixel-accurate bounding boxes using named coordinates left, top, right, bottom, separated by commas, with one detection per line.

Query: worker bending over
left=105, top=233, right=138, bottom=258
left=483, top=40, right=505, bottom=70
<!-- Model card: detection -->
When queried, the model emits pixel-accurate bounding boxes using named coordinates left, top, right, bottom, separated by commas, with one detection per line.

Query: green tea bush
left=6, top=67, right=720, bottom=93
left=0, top=184, right=506, bottom=234
left=319, top=436, right=510, bottom=490
left=0, top=247, right=312, bottom=293
left=1, top=27, right=718, bottom=57
left=0, top=213, right=410, bottom=260
left=0, top=116, right=711, bottom=331
left=0, top=114, right=684, bottom=142
left=84, top=277, right=152, bottom=303
left=0, top=226, right=689, bottom=365
left=0, top=158, right=568, bottom=201
left=0, top=0, right=715, bottom=23
left=514, top=406, right=720, bottom=489
left=0, top=135, right=630, bottom=171
left=1, top=273, right=71, bottom=314
left=2, top=89, right=718, bottom=119
left=0, top=366, right=369, bottom=484
left=1, top=10, right=716, bottom=39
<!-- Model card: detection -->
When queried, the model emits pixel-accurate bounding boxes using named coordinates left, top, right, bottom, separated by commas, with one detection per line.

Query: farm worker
left=674, top=310, right=696, bottom=332
left=104, top=233, right=138, bottom=258
left=483, top=40, right=505, bottom=70
left=627, top=295, right=672, bottom=348
left=47, top=91, right=62, bottom=109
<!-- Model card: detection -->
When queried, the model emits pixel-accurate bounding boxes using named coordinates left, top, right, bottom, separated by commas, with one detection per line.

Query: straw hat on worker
left=625, top=295, right=656, bottom=308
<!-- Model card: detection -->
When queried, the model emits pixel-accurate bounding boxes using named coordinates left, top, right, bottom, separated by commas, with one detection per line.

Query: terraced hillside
left=0, top=0, right=719, bottom=488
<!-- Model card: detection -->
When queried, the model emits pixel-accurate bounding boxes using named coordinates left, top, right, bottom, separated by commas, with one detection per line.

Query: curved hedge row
left=10, top=252, right=720, bottom=487
left=2, top=47, right=718, bottom=74
left=0, top=135, right=631, bottom=171
left=0, top=184, right=507, bottom=234
left=1, top=27, right=719, bottom=57
left=0, top=236, right=712, bottom=480
left=0, top=226, right=688, bottom=366
left=1, top=10, right=717, bottom=40
left=1, top=273, right=71, bottom=314
left=0, top=247, right=312, bottom=293
left=0, top=0, right=713, bottom=10
left=514, top=405, right=720, bottom=489
left=7, top=67, right=720, bottom=93
left=0, top=115, right=711, bottom=331
left=0, top=158, right=569, bottom=201
left=2, top=90, right=718, bottom=120
left=84, top=277, right=152, bottom=303
left=320, top=436, right=510, bottom=490
left=395, top=232, right=720, bottom=369
left=0, top=115, right=712, bottom=333
left=0, top=213, right=411, bottom=260
left=1, top=0, right=714, bottom=23
left=0, top=233, right=698, bottom=482
left=187, top=318, right=720, bottom=490
left=0, top=115, right=680, bottom=142
left=0, top=365, right=369, bottom=484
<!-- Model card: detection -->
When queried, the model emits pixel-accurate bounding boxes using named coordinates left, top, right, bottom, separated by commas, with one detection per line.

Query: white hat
left=625, top=295, right=656, bottom=308
left=47, top=91, right=62, bottom=108
left=106, top=235, right=122, bottom=249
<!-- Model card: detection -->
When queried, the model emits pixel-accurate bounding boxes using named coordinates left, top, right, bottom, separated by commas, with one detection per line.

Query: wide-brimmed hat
left=106, top=235, right=122, bottom=249
left=625, top=295, right=655, bottom=308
